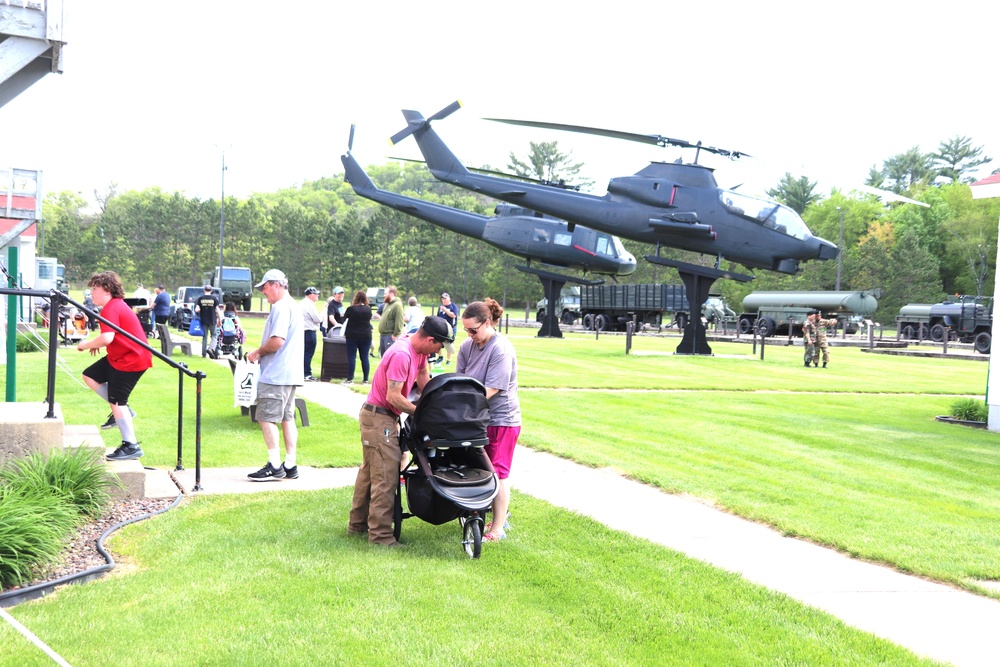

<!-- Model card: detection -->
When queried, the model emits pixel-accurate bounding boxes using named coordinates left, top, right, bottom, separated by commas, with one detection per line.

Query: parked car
left=170, top=286, right=223, bottom=330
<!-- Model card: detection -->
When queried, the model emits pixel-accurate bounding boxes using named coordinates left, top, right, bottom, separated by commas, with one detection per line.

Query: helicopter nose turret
left=815, top=237, right=839, bottom=260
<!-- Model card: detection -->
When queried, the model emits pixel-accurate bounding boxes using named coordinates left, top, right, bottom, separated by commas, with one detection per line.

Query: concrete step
left=145, top=468, right=182, bottom=499
left=63, top=424, right=148, bottom=501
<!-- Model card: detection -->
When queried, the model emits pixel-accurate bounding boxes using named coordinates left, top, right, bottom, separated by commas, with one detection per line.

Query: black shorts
left=83, top=356, right=146, bottom=406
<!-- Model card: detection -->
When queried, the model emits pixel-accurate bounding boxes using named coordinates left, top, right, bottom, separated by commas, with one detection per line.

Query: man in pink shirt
left=348, top=317, right=452, bottom=546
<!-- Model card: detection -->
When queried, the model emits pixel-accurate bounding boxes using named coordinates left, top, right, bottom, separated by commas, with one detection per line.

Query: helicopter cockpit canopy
left=719, top=191, right=811, bottom=240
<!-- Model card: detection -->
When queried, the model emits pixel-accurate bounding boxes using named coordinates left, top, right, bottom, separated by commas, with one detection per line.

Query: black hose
left=0, top=492, right=183, bottom=608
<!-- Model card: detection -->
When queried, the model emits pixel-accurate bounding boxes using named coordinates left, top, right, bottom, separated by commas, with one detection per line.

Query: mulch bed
left=1, top=497, right=178, bottom=597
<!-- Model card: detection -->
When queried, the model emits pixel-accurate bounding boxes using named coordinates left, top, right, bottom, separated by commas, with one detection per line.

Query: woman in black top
left=335, top=290, right=374, bottom=384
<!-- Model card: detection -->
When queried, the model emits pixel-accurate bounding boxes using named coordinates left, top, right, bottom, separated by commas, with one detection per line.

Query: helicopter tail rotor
left=389, top=100, right=463, bottom=145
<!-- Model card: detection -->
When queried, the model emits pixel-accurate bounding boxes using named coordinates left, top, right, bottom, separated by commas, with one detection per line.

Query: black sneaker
left=283, top=464, right=299, bottom=479
left=107, top=442, right=143, bottom=461
left=248, top=462, right=286, bottom=482
left=100, top=406, right=137, bottom=430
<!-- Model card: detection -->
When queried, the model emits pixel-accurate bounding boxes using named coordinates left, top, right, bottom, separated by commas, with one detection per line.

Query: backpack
left=221, top=316, right=237, bottom=336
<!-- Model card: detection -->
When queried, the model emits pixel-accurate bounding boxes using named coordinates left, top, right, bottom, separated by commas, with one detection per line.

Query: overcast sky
left=3, top=1, right=998, bottom=207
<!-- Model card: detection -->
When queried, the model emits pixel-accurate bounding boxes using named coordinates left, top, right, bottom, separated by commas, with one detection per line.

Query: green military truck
left=536, top=286, right=582, bottom=325
left=203, top=266, right=253, bottom=311
left=896, top=296, right=992, bottom=353
left=580, top=283, right=690, bottom=332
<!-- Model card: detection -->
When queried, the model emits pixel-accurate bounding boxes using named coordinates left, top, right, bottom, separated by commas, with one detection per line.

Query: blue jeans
left=346, top=337, right=371, bottom=382
left=304, top=330, right=317, bottom=377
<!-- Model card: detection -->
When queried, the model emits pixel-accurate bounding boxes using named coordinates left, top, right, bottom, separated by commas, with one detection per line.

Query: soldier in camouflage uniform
left=814, top=313, right=837, bottom=368
left=802, top=310, right=819, bottom=367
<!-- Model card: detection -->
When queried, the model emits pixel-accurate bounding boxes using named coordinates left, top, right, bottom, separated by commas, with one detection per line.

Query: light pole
left=217, top=151, right=227, bottom=293
left=836, top=206, right=844, bottom=291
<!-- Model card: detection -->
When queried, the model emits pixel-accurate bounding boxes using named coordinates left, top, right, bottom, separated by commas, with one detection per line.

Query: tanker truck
left=738, top=289, right=880, bottom=337
left=895, top=296, right=992, bottom=353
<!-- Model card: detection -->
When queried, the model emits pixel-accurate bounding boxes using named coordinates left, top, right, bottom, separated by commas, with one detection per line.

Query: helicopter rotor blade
left=348, top=124, right=356, bottom=152
left=389, top=100, right=463, bottom=146
left=484, top=118, right=750, bottom=160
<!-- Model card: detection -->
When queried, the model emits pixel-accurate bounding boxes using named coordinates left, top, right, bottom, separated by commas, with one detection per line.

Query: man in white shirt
left=301, top=286, right=323, bottom=381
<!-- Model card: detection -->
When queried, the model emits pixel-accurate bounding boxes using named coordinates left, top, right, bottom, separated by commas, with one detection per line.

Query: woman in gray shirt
left=456, top=298, right=520, bottom=542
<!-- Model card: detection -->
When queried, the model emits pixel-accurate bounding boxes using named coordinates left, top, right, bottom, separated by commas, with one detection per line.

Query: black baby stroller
left=396, top=374, right=499, bottom=558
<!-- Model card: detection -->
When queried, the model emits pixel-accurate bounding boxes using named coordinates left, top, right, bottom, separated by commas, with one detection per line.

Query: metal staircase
left=0, top=0, right=65, bottom=109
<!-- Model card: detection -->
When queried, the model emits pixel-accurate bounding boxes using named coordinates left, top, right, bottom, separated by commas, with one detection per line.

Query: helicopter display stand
left=516, top=266, right=604, bottom=338
left=644, top=255, right=752, bottom=355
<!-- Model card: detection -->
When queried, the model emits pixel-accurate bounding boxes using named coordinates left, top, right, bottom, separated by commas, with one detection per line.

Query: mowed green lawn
left=3, top=323, right=993, bottom=665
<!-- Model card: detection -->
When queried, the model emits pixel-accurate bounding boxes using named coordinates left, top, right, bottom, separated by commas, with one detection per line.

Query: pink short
left=485, top=425, right=520, bottom=479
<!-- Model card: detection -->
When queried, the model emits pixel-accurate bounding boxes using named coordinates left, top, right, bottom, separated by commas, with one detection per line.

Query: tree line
left=40, top=136, right=1000, bottom=323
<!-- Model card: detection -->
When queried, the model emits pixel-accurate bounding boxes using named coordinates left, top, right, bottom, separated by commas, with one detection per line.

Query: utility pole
left=836, top=207, right=844, bottom=290
left=217, top=151, right=227, bottom=291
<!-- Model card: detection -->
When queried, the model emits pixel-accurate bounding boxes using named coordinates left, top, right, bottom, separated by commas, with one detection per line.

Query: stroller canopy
left=411, top=374, right=490, bottom=444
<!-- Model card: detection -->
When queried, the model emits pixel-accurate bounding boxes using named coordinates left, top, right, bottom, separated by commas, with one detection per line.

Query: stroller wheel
left=462, top=517, right=483, bottom=559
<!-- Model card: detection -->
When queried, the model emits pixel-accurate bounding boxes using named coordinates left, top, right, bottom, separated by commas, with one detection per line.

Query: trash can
left=321, top=335, right=349, bottom=381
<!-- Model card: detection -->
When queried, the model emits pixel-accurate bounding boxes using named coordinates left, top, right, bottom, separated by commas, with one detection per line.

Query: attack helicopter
left=341, top=127, right=636, bottom=337
left=389, top=101, right=839, bottom=354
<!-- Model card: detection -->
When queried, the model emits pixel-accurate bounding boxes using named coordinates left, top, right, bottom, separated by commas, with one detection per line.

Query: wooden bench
left=156, top=323, right=192, bottom=357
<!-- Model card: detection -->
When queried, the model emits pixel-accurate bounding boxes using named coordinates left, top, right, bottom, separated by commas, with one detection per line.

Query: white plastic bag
left=234, top=359, right=259, bottom=408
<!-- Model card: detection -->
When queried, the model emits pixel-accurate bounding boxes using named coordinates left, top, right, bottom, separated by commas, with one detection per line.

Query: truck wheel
left=974, top=332, right=991, bottom=354
left=738, top=317, right=753, bottom=334
left=242, top=298, right=252, bottom=311
left=536, top=309, right=545, bottom=323
left=930, top=323, right=946, bottom=342
left=901, top=325, right=915, bottom=340
left=595, top=314, right=609, bottom=331
left=582, top=314, right=595, bottom=331
left=756, top=317, right=775, bottom=337
left=561, top=311, right=576, bottom=326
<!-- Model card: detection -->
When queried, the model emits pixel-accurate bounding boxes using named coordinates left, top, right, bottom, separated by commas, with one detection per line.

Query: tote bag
left=233, top=359, right=259, bottom=408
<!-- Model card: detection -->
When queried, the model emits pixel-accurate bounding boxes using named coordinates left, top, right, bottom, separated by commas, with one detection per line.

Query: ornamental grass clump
left=0, top=448, right=120, bottom=588
left=949, top=397, right=988, bottom=422
left=0, top=447, right=121, bottom=518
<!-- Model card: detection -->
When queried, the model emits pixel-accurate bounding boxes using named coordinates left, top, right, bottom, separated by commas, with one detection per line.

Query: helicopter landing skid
left=643, top=256, right=753, bottom=355
left=515, top=266, right=604, bottom=338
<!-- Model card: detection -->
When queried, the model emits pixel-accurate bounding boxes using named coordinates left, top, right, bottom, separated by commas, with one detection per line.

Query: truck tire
left=595, top=314, right=609, bottom=332
left=582, top=314, right=595, bottom=331
left=974, top=332, right=992, bottom=355
left=756, top=317, right=775, bottom=337
left=536, top=309, right=545, bottom=323
left=930, top=323, right=946, bottom=343
left=242, top=298, right=252, bottom=312
left=561, top=311, right=576, bottom=325
left=901, top=325, right=915, bottom=340
left=738, top=317, right=754, bottom=334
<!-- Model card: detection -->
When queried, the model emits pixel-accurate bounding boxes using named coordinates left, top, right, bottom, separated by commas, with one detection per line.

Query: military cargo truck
left=203, top=266, right=253, bottom=311
left=738, top=289, right=880, bottom=337
left=896, top=296, right=992, bottom=353
left=536, top=285, right=582, bottom=325
left=580, top=284, right=689, bottom=331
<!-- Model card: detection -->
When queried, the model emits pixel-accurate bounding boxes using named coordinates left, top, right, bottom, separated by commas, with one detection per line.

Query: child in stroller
left=397, top=373, right=499, bottom=558
left=211, top=302, right=245, bottom=359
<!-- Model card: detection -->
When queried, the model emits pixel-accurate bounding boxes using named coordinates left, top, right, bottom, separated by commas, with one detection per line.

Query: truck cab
left=536, top=286, right=582, bottom=325
left=204, top=266, right=253, bottom=311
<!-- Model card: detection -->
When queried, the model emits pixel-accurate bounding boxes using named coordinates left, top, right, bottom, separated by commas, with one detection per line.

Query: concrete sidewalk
left=181, top=372, right=999, bottom=666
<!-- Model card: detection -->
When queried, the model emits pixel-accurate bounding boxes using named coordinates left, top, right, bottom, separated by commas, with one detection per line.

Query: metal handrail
left=2, top=287, right=206, bottom=489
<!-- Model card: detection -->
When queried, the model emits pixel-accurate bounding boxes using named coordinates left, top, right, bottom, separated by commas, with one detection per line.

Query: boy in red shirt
left=77, top=271, right=153, bottom=461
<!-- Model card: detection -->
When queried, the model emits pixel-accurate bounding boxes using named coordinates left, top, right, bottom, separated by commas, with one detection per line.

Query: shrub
left=0, top=486, right=80, bottom=588
left=16, top=332, right=39, bottom=353
left=0, top=447, right=121, bottom=518
left=949, top=398, right=988, bottom=422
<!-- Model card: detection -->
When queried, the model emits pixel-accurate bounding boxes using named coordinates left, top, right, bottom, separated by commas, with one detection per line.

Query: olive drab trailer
left=896, top=296, right=992, bottom=354
left=738, top=290, right=880, bottom=337
left=580, top=284, right=690, bottom=331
